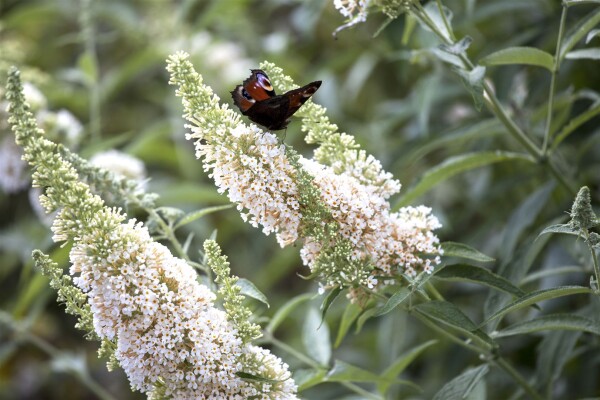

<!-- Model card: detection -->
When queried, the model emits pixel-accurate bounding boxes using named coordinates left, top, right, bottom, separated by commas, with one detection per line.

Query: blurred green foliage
left=1, top=0, right=600, bottom=399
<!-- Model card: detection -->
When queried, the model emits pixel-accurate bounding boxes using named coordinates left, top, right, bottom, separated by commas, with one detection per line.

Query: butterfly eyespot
left=241, top=88, right=254, bottom=101
left=257, top=74, right=274, bottom=91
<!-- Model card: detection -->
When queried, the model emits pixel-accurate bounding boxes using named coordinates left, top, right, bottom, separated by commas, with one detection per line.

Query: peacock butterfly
left=231, top=69, right=321, bottom=131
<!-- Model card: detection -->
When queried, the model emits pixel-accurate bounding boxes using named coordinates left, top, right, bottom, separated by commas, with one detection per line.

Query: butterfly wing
left=231, top=69, right=322, bottom=130
left=231, top=69, right=275, bottom=113
left=249, top=81, right=322, bottom=130
left=281, top=81, right=322, bottom=120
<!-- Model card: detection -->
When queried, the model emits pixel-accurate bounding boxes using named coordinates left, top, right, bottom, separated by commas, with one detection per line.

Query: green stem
left=24, top=330, right=116, bottom=400
left=424, top=281, right=444, bottom=301
left=543, top=5, right=568, bottom=154
left=267, top=334, right=383, bottom=400
left=410, top=3, right=576, bottom=196
left=435, top=0, right=455, bottom=41
left=411, top=310, right=488, bottom=353
left=412, top=310, right=544, bottom=399
left=494, top=357, right=544, bottom=400
left=80, top=0, right=101, bottom=142
left=146, top=208, right=211, bottom=275
left=584, top=229, right=600, bottom=292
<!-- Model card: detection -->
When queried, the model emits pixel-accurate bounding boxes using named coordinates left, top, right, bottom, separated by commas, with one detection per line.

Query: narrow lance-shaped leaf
left=559, top=8, right=600, bottom=61
left=295, top=368, right=328, bottom=391
left=552, top=103, right=600, bottom=149
left=481, top=286, right=593, bottom=327
left=377, top=340, right=437, bottom=394
left=501, top=182, right=555, bottom=259
left=265, top=293, right=313, bottom=334
left=320, top=286, right=343, bottom=324
left=432, top=365, right=489, bottom=400
left=236, top=278, right=269, bottom=307
left=565, top=48, right=600, bottom=60
left=414, top=301, right=496, bottom=348
left=326, top=360, right=414, bottom=389
left=374, top=287, right=411, bottom=316
left=538, top=223, right=580, bottom=238
left=174, top=204, right=233, bottom=229
left=480, top=46, right=554, bottom=71
left=440, top=241, right=494, bottom=262
left=393, top=152, right=534, bottom=209
left=494, top=314, right=600, bottom=338
left=434, top=264, right=525, bottom=298
left=335, top=303, right=362, bottom=348
left=303, top=307, right=332, bottom=366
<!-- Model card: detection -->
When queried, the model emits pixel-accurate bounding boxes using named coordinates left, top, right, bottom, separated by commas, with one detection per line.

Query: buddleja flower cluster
left=6, top=68, right=297, bottom=400
left=167, top=52, right=441, bottom=301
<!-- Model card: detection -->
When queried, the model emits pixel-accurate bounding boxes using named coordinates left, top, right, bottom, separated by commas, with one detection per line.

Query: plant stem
left=145, top=208, right=211, bottom=278
left=584, top=229, right=600, bottom=292
left=410, top=3, right=576, bottom=196
left=494, top=357, right=544, bottom=400
left=435, top=0, right=455, bottom=41
left=543, top=5, right=568, bottom=154
left=80, top=0, right=101, bottom=142
left=411, top=311, right=482, bottom=353
left=23, top=328, right=116, bottom=400
left=266, top=334, right=383, bottom=400
left=412, top=310, right=544, bottom=399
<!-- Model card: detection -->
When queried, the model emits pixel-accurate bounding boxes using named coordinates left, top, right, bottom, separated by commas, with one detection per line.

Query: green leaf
left=553, top=103, right=600, bottom=149
left=174, top=204, right=233, bottom=229
left=320, top=286, right=343, bottom=324
left=481, top=286, right=593, bottom=327
left=373, top=17, right=395, bottom=38
left=405, top=119, right=504, bottom=165
left=326, top=360, right=393, bottom=384
left=374, top=287, right=411, bottom=316
left=535, top=331, right=580, bottom=391
left=401, top=13, right=417, bottom=45
left=520, top=266, right=586, bottom=285
left=154, top=182, right=227, bottom=205
left=355, top=307, right=378, bottom=333
left=236, top=278, right=269, bottom=308
left=494, top=314, right=600, bottom=338
left=560, top=9, right=600, bottom=61
left=434, top=264, right=525, bottom=297
left=455, top=65, right=486, bottom=110
left=266, top=293, right=312, bottom=334
left=414, top=301, right=496, bottom=348
left=480, top=46, right=554, bottom=71
left=586, top=28, right=600, bottom=43
left=393, top=152, right=534, bottom=209
left=421, top=2, right=454, bottom=41
left=377, top=340, right=437, bottom=394
left=432, top=365, right=489, bottom=400
left=501, top=182, right=555, bottom=259
left=565, top=47, right=600, bottom=60
left=439, top=36, right=473, bottom=55
left=565, top=0, right=600, bottom=6
left=441, top=242, right=494, bottom=263
left=335, top=303, right=362, bottom=348
left=236, top=371, right=282, bottom=383
left=294, top=368, right=328, bottom=391
left=77, top=51, right=98, bottom=85
left=538, top=223, right=580, bottom=237
left=303, top=307, right=331, bottom=366
left=415, top=300, right=477, bottom=331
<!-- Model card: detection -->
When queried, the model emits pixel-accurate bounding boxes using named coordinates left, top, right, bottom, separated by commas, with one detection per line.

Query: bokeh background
left=1, top=0, right=599, bottom=399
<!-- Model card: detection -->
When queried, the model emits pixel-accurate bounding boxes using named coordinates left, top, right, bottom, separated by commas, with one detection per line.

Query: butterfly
left=231, top=69, right=321, bottom=131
